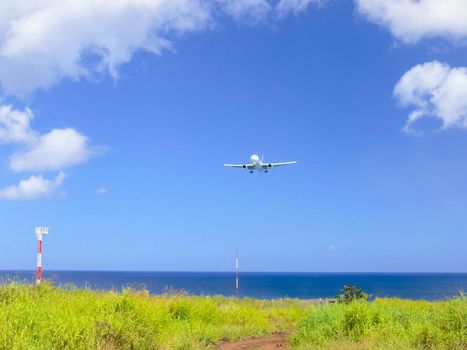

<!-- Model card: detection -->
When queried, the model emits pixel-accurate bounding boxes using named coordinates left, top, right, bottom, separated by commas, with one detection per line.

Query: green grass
left=0, top=282, right=308, bottom=349
left=291, top=296, right=467, bottom=350
left=0, top=282, right=465, bottom=350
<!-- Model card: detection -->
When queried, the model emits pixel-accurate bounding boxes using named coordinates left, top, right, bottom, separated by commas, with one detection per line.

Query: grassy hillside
left=0, top=282, right=465, bottom=349
left=0, top=282, right=308, bottom=349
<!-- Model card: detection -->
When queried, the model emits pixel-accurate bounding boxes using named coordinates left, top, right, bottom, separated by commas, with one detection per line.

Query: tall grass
left=1, top=282, right=465, bottom=349
left=0, top=282, right=308, bottom=349
left=291, top=295, right=467, bottom=350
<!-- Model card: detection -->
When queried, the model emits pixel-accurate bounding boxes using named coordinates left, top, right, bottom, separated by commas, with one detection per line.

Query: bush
left=334, top=285, right=370, bottom=304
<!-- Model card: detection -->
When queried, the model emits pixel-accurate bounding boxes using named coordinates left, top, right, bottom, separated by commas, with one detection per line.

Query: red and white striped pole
left=35, top=227, right=49, bottom=285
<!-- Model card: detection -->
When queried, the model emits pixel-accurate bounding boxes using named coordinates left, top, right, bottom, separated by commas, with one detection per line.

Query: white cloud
left=96, top=187, right=108, bottom=195
left=217, top=0, right=271, bottom=23
left=10, top=128, right=93, bottom=172
left=0, top=171, right=65, bottom=200
left=394, top=61, right=467, bottom=133
left=0, top=0, right=211, bottom=96
left=0, top=105, right=94, bottom=172
left=328, top=245, right=336, bottom=251
left=356, top=0, right=467, bottom=44
left=0, top=105, right=37, bottom=144
left=0, top=106, right=95, bottom=198
left=276, top=0, right=325, bottom=17
left=0, top=0, right=322, bottom=96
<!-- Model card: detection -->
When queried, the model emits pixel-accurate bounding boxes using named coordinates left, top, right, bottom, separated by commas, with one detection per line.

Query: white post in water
left=235, top=249, right=239, bottom=296
left=35, top=227, right=49, bottom=285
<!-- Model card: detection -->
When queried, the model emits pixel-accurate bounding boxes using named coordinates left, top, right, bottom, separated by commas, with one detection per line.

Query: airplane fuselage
left=248, top=154, right=270, bottom=172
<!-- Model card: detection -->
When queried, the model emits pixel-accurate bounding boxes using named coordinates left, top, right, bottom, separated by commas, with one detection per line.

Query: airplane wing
left=261, top=161, right=297, bottom=169
left=224, top=163, right=255, bottom=169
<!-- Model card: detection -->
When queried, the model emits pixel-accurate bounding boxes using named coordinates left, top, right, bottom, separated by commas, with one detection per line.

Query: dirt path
left=217, top=334, right=288, bottom=350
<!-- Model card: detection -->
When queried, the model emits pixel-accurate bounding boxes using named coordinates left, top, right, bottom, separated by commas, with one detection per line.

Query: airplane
left=224, top=154, right=297, bottom=173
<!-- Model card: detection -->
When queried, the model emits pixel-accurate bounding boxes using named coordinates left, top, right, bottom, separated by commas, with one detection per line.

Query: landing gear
left=250, top=170, right=253, bottom=174
left=265, top=170, right=268, bottom=173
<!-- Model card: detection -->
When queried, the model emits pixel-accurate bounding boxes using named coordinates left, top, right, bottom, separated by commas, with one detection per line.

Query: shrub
left=335, top=285, right=370, bottom=304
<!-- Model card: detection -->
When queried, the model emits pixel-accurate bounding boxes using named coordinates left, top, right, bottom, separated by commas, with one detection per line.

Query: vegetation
left=0, top=281, right=308, bottom=349
left=334, top=285, right=370, bottom=304
left=291, top=294, right=466, bottom=350
left=0, top=282, right=465, bottom=349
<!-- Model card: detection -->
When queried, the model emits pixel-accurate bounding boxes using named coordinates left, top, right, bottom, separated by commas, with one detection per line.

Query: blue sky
left=0, top=1, right=466, bottom=272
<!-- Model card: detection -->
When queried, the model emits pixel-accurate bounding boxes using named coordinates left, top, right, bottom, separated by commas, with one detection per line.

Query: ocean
left=1, top=271, right=466, bottom=300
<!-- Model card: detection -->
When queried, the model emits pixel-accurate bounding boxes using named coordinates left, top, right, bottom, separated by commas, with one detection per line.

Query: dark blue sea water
left=1, top=271, right=466, bottom=300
